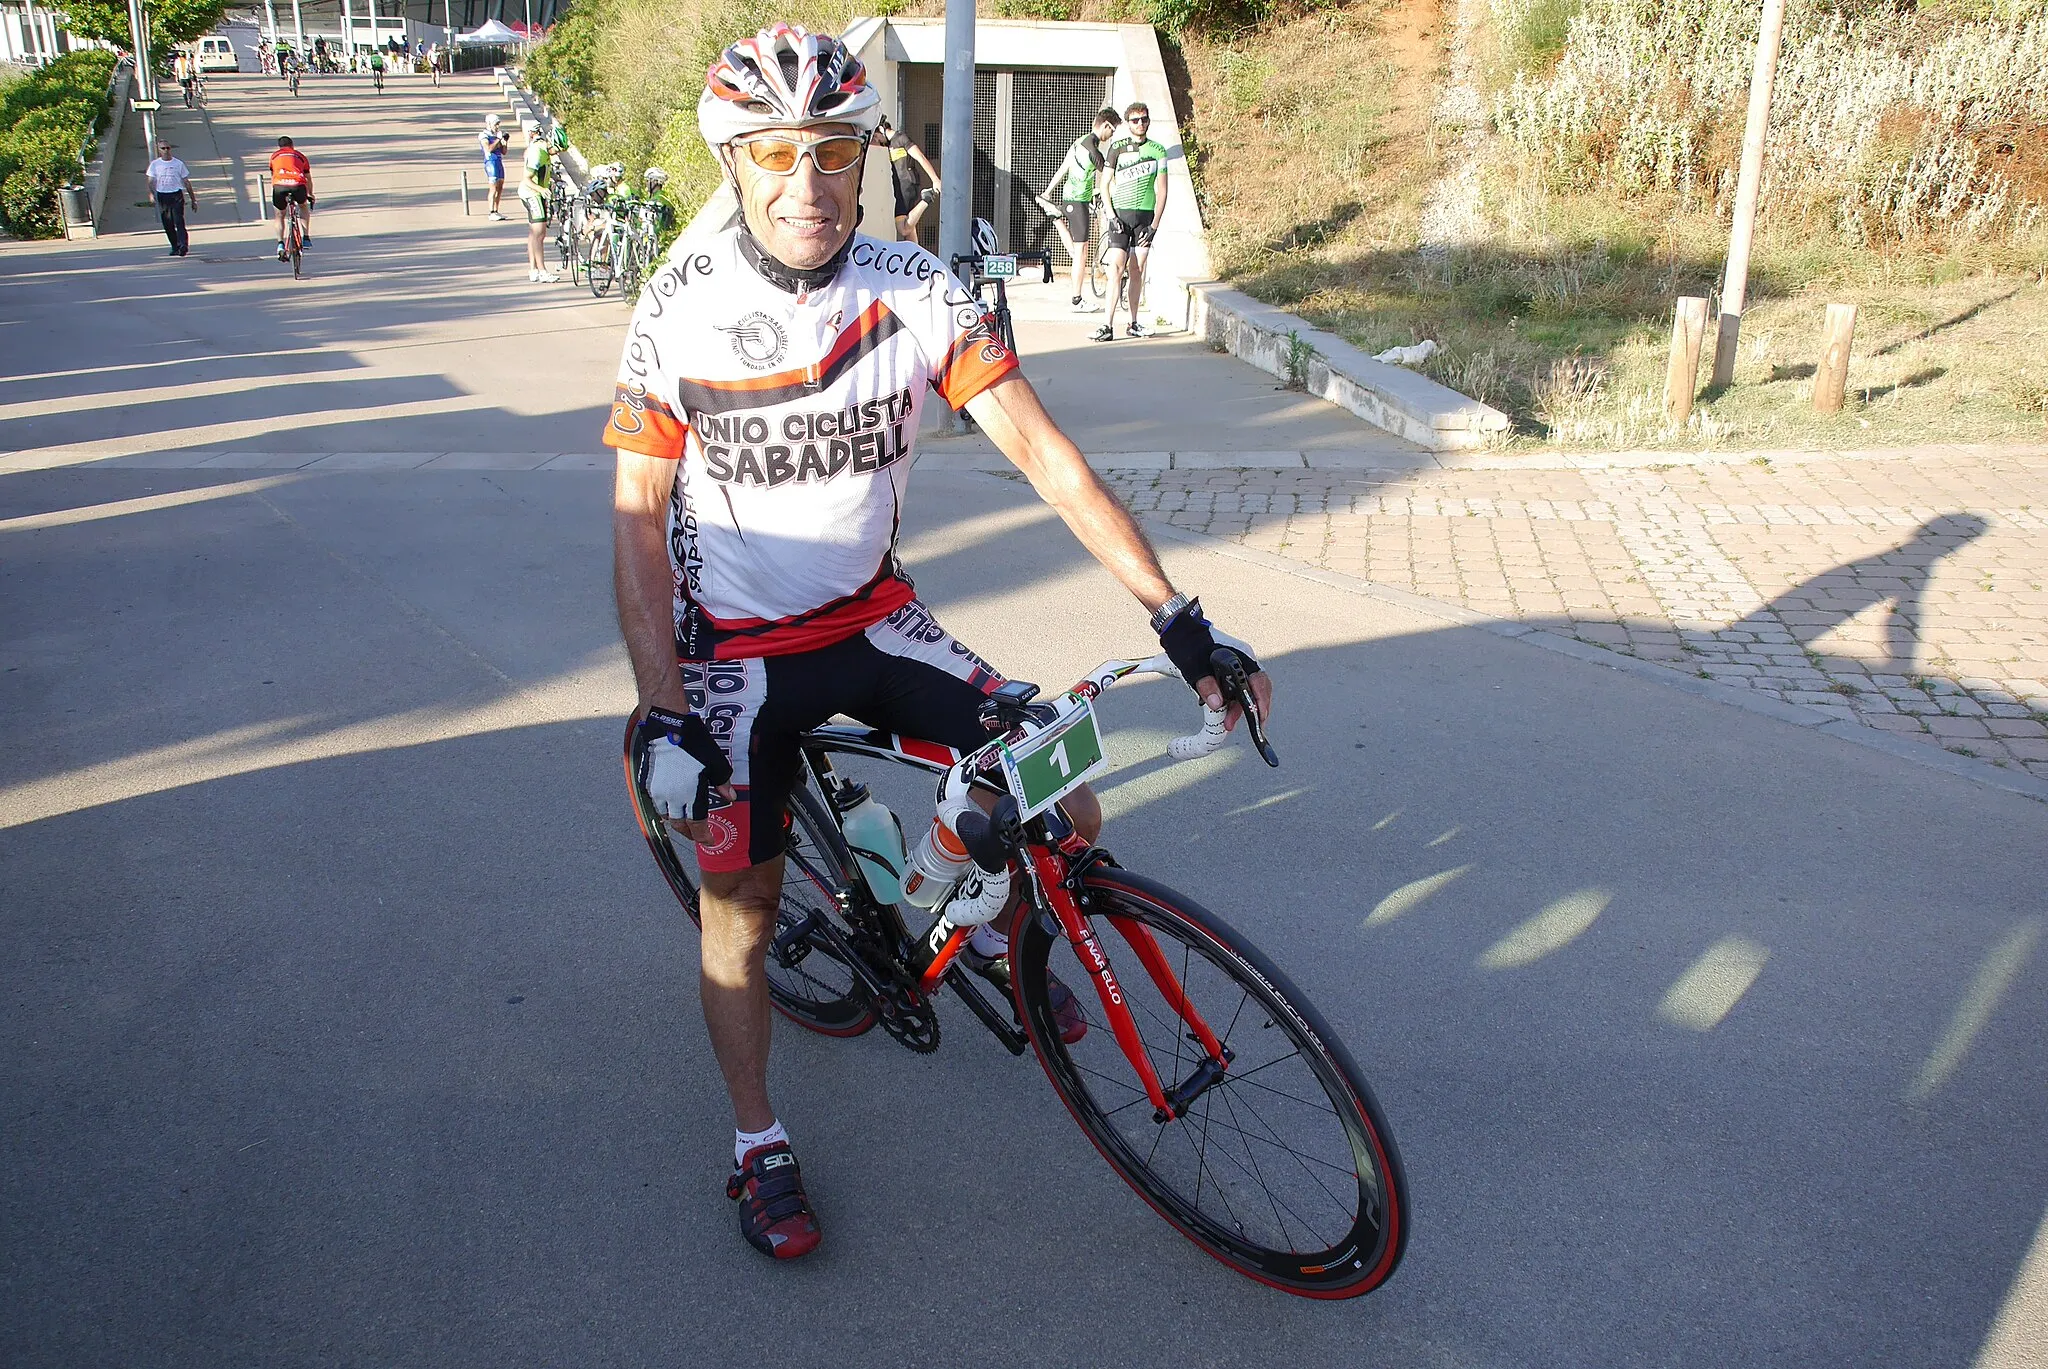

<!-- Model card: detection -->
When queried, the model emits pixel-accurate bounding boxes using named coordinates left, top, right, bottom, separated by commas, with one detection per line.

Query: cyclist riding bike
left=1041, top=107, right=1118, bottom=313
left=603, top=22, right=1272, bottom=1264
left=1095, top=102, right=1169, bottom=342
left=268, top=135, right=314, bottom=259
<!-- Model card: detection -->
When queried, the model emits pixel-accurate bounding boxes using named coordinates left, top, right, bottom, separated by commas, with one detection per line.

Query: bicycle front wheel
left=623, top=720, right=877, bottom=1036
left=586, top=232, right=614, bottom=297
left=1011, top=869, right=1409, bottom=1298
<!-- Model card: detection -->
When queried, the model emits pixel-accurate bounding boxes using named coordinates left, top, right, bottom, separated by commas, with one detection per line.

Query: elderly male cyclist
left=603, top=23, right=1272, bottom=1262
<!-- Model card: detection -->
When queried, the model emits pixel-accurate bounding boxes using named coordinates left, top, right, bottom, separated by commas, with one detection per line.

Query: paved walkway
left=1102, top=447, right=2048, bottom=780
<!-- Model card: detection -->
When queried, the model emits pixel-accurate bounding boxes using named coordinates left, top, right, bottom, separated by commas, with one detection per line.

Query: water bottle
left=901, top=795, right=976, bottom=908
left=836, top=783, right=906, bottom=905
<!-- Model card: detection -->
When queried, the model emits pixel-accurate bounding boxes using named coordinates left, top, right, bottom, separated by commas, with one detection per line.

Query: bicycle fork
left=1025, top=848, right=1233, bottom=1124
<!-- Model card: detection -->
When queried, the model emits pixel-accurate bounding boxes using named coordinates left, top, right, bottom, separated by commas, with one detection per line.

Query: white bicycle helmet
left=698, top=24, right=882, bottom=149
left=643, top=166, right=669, bottom=192
left=971, top=217, right=999, bottom=257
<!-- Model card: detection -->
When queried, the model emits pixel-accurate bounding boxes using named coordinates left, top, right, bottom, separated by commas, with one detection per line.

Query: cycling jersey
left=1058, top=133, right=1102, bottom=203
left=523, top=139, right=550, bottom=189
left=1104, top=137, right=1167, bottom=213
left=268, top=148, right=311, bottom=188
left=601, top=225, right=1019, bottom=661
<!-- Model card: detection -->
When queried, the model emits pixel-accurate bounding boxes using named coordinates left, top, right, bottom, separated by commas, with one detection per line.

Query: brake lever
left=1208, top=647, right=1279, bottom=768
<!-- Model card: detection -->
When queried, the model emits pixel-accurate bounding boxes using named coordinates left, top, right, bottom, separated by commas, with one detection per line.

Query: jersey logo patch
left=717, top=312, right=789, bottom=370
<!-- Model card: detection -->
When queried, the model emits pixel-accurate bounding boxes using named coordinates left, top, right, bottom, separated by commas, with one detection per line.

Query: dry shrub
left=1490, top=0, right=2048, bottom=245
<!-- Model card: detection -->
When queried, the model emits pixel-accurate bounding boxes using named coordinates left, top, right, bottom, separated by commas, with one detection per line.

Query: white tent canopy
left=458, top=19, right=519, bottom=43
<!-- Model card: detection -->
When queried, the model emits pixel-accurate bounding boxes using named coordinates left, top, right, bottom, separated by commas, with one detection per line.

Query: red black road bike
left=625, top=649, right=1409, bottom=1297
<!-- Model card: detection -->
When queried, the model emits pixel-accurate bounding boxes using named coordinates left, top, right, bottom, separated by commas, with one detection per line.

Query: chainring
left=875, top=985, right=940, bottom=1053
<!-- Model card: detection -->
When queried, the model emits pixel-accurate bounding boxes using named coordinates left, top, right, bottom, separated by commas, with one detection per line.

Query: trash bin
left=59, top=183, right=91, bottom=226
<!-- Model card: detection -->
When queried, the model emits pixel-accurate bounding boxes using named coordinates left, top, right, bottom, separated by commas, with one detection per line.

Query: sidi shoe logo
left=761, top=1151, right=794, bottom=1170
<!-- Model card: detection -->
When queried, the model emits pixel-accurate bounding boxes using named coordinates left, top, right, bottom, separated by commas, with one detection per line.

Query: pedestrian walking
left=480, top=113, right=509, bottom=219
left=876, top=116, right=939, bottom=242
left=142, top=139, right=196, bottom=257
left=173, top=48, right=196, bottom=106
left=427, top=42, right=443, bottom=85
left=1043, top=107, right=1118, bottom=313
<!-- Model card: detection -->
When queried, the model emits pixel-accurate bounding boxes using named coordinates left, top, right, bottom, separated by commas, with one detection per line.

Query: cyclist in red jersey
left=268, top=136, right=314, bottom=259
left=604, top=23, right=1274, bottom=1263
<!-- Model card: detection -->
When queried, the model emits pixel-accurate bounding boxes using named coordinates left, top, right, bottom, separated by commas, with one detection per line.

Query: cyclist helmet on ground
left=697, top=24, right=882, bottom=149
left=550, top=124, right=569, bottom=149
left=971, top=217, right=999, bottom=257
left=643, top=167, right=669, bottom=191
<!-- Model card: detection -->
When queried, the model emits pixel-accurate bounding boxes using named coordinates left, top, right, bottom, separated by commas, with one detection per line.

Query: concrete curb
left=1111, top=495, right=2048, bottom=807
left=1185, top=283, right=1511, bottom=453
left=68, top=57, right=133, bottom=240
left=915, top=441, right=2048, bottom=474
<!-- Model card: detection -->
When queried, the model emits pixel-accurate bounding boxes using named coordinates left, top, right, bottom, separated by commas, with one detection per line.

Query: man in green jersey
left=1040, top=108, right=1119, bottom=313
left=1094, top=102, right=1169, bottom=342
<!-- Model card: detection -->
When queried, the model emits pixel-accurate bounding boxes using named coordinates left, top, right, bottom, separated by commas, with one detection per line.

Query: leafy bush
left=525, top=0, right=605, bottom=129
left=2, top=125, right=89, bottom=238
left=994, top=0, right=1079, bottom=18
left=0, top=49, right=115, bottom=238
left=1140, top=0, right=1274, bottom=35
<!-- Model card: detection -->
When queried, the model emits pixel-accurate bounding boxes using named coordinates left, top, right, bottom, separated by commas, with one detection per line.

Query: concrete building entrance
left=898, top=64, right=1112, bottom=263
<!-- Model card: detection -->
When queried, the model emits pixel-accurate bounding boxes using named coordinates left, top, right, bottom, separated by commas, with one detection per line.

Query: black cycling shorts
left=1061, top=201, right=1092, bottom=244
left=680, top=599, right=1008, bottom=873
left=272, top=184, right=308, bottom=210
left=1105, top=208, right=1156, bottom=253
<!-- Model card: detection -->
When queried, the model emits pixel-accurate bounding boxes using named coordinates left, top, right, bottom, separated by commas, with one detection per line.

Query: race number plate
left=982, top=253, right=1018, bottom=279
left=998, top=697, right=1108, bottom=819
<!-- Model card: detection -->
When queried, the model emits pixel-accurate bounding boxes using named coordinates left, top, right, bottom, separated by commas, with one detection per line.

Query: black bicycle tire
left=1011, top=869, right=1409, bottom=1298
left=621, top=720, right=877, bottom=1036
left=587, top=233, right=613, bottom=297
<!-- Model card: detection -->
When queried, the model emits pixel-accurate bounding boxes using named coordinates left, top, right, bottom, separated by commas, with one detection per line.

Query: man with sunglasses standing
left=603, top=24, right=1271, bottom=1264
left=143, top=139, right=196, bottom=257
left=1094, top=103, right=1169, bottom=342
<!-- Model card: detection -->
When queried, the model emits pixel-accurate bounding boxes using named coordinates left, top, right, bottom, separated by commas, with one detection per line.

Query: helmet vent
left=776, top=49, right=800, bottom=87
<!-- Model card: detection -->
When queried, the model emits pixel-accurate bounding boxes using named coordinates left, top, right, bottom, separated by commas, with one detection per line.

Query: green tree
left=56, top=0, right=231, bottom=58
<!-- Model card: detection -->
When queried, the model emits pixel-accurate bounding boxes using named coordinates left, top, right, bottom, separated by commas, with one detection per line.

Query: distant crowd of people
left=257, top=34, right=451, bottom=82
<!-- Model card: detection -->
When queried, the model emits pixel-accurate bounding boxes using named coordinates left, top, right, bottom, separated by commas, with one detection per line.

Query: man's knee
left=1063, top=784, right=1103, bottom=843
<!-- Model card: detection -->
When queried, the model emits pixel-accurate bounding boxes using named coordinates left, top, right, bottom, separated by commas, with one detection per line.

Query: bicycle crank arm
left=940, top=964, right=1029, bottom=1056
left=1154, top=1043, right=1235, bottom=1124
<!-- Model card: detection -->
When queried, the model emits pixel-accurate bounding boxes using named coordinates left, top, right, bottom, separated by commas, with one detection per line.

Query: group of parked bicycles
left=547, top=164, right=673, bottom=301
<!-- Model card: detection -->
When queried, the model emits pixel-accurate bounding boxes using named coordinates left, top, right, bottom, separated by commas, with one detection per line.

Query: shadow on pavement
left=3, top=468, right=2045, bottom=1368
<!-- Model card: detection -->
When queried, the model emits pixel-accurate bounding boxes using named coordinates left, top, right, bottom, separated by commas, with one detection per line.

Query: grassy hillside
left=1176, top=0, right=2048, bottom=447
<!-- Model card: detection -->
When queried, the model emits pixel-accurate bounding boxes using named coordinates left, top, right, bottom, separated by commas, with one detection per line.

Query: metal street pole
left=125, top=0, right=156, bottom=148
left=1710, top=0, right=1787, bottom=390
left=263, top=0, right=278, bottom=51
left=341, top=0, right=353, bottom=55
left=936, top=0, right=975, bottom=432
left=289, top=0, right=304, bottom=55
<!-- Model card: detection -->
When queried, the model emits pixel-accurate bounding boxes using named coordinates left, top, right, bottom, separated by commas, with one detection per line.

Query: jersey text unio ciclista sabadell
left=601, top=226, right=1018, bottom=660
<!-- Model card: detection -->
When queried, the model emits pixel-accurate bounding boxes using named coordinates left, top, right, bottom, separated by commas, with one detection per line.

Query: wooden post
left=1813, top=302, right=1857, bottom=414
left=1709, top=0, right=1788, bottom=390
left=1665, top=296, right=1709, bottom=423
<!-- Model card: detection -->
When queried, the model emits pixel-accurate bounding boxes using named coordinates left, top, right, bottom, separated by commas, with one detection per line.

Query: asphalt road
left=5, top=70, right=2047, bottom=1369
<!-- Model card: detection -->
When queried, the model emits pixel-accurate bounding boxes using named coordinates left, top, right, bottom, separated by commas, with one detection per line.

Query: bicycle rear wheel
left=623, top=720, right=877, bottom=1036
left=1011, top=869, right=1408, bottom=1298
left=586, top=231, right=614, bottom=297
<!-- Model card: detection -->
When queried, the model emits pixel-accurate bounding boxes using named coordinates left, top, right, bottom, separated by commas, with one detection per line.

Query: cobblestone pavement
left=1103, top=447, right=2048, bottom=779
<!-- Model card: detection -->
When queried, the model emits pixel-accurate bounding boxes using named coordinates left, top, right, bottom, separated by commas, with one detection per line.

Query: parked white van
left=196, top=35, right=239, bottom=72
